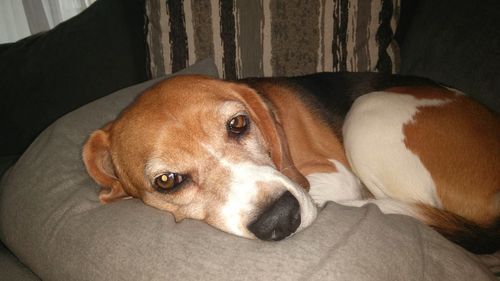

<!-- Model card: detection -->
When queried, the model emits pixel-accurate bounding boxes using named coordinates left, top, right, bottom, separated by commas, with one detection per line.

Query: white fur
left=340, top=198, right=423, bottom=219
left=220, top=161, right=262, bottom=236
left=201, top=143, right=318, bottom=237
left=343, top=91, right=448, bottom=208
left=443, top=86, right=465, bottom=96
left=304, top=158, right=423, bottom=219
left=308, top=159, right=364, bottom=207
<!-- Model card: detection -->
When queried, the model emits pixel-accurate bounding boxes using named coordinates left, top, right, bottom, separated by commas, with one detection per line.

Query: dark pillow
left=0, top=0, right=149, bottom=158
left=399, top=0, right=500, bottom=112
left=145, top=0, right=401, bottom=79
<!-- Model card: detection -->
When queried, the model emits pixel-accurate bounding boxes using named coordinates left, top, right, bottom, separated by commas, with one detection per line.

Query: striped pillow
left=146, top=0, right=400, bottom=79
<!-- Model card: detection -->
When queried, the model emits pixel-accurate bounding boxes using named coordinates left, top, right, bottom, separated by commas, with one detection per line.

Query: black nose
left=247, top=191, right=301, bottom=241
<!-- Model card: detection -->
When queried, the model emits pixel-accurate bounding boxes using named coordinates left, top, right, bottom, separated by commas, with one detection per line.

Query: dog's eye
left=227, top=114, right=249, bottom=136
left=154, top=173, right=186, bottom=193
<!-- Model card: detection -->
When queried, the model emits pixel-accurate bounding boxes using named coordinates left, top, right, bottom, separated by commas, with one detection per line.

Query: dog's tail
left=417, top=203, right=500, bottom=254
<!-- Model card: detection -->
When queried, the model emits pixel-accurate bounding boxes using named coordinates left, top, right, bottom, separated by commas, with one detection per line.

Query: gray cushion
left=0, top=242, right=39, bottom=281
left=0, top=155, right=18, bottom=178
left=0, top=60, right=495, bottom=280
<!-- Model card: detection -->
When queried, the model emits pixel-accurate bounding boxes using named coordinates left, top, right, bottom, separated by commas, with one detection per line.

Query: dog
left=83, top=72, right=499, bottom=254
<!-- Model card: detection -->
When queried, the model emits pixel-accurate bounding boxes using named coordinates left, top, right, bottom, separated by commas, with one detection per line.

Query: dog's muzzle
left=247, top=191, right=301, bottom=240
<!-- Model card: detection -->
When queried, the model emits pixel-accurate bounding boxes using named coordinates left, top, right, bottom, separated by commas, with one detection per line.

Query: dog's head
left=83, top=75, right=317, bottom=240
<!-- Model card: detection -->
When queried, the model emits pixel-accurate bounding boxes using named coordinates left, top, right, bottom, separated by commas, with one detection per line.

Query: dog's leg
left=307, top=159, right=365, bottom=207
left=342, top=91, right=445, bottom=207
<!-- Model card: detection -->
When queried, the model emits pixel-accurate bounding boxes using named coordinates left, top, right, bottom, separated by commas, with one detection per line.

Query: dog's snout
left=247, top=191, right=301, bottom=241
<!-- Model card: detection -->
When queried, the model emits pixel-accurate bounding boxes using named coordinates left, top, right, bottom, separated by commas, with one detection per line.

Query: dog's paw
left=308, top=177, right=337, bottom=208
left=306, top=160, right=364, bottom=207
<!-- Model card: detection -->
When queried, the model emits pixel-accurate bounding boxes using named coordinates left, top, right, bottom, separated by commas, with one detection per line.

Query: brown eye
left=154, top=173, right=186, bottom=193
left=227, top=114, right=249, bottom=136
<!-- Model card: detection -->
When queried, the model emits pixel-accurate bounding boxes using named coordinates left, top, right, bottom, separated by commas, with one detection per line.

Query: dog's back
left=243, top=72, right=441, bottom=137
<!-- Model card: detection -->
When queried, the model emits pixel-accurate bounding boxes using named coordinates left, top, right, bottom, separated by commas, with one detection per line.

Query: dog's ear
left=273, top=121, right=310, bottom=190
left=82, top=124, right=128, bottom=203
left=230, top=83, right=310, bottom=190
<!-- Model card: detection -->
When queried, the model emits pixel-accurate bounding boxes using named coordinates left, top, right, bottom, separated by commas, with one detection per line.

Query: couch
left=0, top=0, right=498, bottom=280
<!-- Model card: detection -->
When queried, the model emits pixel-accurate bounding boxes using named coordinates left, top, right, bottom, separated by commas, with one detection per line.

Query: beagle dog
left=83, top=73, right=499, bottom=254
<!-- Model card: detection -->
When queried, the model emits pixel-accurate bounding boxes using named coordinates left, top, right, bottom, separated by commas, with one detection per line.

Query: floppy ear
left=230, top=83, right=310, bottom=190
left=82, top=124, right=128, bottom=203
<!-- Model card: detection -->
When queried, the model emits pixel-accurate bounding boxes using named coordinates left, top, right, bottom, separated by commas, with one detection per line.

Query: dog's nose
left=247, top=191, right=301, bottom=241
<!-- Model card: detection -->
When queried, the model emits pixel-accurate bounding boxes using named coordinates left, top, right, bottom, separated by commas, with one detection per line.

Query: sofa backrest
left=399, top=0, right=500, bottom=112
left=146, top=0, right=401, bottom=79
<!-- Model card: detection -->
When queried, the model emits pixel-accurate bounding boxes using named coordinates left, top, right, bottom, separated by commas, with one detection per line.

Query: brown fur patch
left=399, top=87, right=500, bottom=226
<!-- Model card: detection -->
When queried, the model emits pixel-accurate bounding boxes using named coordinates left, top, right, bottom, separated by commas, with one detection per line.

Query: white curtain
left=0, top=1, right=31, bottom=44
left=0, top=0, right=96, bottom=44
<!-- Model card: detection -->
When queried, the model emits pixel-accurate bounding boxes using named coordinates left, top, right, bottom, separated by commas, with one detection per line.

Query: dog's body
left=83, top=73, right=499, bottom=254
